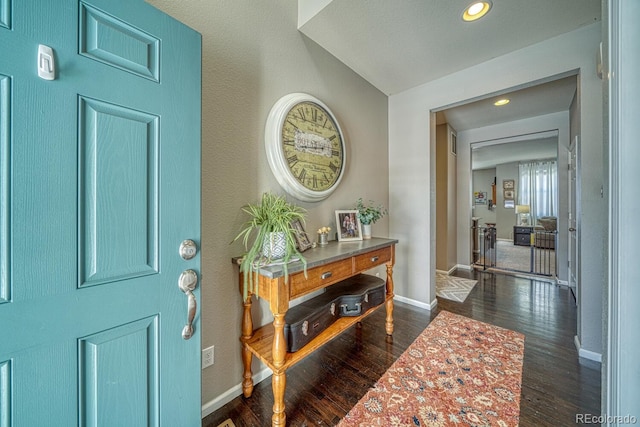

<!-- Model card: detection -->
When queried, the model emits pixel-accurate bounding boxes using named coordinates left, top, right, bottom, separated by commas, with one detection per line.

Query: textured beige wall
left=436, top=124, right=458, bottom=272
left=435, top=124, right=448, bottom=271
left=147, top=0, right=389, bottom=408
left=446, top=127, right=457, bottom=270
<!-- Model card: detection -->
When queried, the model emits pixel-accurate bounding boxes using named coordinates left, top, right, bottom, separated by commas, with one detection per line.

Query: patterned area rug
left=338, top=311, right=525, bottom=427
left=435, top=272, right=478, bottom=302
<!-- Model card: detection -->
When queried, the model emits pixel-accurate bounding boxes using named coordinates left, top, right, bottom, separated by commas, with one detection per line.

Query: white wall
left=436, top=124, right=458, bottom=272
left=147, top=0, right=389, bottom=413
left=389, top=23, right=603, bottom=355
left=606, top=0, right=640, bottom=417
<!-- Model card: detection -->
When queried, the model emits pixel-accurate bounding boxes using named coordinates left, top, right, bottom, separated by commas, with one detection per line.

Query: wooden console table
left=234, top=237, right=397, bottom=426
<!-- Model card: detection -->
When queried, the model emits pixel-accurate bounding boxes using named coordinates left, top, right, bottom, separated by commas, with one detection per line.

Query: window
left=518, top=160, right=557, bottom=222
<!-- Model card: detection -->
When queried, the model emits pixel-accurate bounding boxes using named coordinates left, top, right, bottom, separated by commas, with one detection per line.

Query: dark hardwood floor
left=203, top=270, right=601, bottom=427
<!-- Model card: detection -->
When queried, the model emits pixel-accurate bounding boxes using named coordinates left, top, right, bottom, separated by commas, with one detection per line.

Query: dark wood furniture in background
left=514, top=225, right=534, bottom=246
left=234, top=238, right=397, bottom=426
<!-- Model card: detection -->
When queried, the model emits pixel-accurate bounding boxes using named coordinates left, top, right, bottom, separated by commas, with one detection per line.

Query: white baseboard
left=201, top=367, right=273, bottom=419
left=574, top=335, right=602, bottom=363
left=436, top=265, right=473, bottom=274
left=393, top=294, right=436, bottom=311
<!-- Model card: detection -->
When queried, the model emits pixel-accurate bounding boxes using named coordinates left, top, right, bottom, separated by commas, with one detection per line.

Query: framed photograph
left=474, top=191, right=487, bottom=205
left=504, top=199, right=515, bottom=209
left=335, top=210, right=362, bottom=242
left=503, top=179, right=515, bottom=189
left=291, top=219, right=312, bottom=252
left=504, top=189, right=515, bottom=200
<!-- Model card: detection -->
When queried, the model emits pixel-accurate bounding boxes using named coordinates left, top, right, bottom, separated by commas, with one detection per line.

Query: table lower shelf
left=242, top=295, right=392, bottom=372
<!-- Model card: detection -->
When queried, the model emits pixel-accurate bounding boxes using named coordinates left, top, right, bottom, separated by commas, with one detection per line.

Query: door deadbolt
left=179, top=239, right=197, bottom=260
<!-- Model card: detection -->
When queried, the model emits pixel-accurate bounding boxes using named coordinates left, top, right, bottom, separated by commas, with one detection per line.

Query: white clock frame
left=264, top=93, right=346, bottom=202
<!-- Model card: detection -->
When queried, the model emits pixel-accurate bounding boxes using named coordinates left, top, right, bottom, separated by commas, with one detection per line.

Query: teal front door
left=0, top=1, right=202, bottom=425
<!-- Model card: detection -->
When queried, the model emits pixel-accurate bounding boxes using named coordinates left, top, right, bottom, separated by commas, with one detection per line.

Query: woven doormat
left=436, top=271, right=478, bottom=302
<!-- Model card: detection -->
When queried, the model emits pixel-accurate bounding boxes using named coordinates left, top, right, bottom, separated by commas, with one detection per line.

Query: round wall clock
left=265, top=93, right=346, bottom=202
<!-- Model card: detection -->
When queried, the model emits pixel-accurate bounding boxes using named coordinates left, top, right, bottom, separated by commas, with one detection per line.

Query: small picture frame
left=335, top=210, right=362, bottom=242
left=503, top=179, right=515, bottom=189
left=504, top=189, right=515, bottom=200
left=474, top=191, right=487, bottom=205
left=291, top=219, right=312, bottom=252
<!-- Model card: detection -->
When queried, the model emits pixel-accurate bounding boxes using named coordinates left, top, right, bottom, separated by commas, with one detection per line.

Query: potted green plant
left=355, top=198, right=388, bottom=239
left=233, top=192, right=307, bottom=299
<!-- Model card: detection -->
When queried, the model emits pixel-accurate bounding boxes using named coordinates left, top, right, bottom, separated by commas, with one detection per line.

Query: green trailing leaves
left=232, top=192, right=307, bottom=300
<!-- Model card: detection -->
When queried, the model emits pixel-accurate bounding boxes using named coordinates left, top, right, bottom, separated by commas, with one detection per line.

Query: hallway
left=203, top=271, right=600, bottom=426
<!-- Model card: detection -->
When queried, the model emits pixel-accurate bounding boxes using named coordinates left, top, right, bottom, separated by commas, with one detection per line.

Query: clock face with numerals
left=265, top=93, right=346, bottom=202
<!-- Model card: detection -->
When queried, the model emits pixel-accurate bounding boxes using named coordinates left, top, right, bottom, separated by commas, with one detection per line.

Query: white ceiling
left=298, top=0, right=600, bottom=96
left=437, top=75, right=578, bottom=132
left=298, top=0, right=599, bottom=166
left=472, top=135, right=558, bottom=170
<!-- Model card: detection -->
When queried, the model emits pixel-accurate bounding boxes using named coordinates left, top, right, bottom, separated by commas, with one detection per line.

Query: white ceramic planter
left=362, top=223, right=372, bottom=239
left=262, top=231, right=286, bottom=259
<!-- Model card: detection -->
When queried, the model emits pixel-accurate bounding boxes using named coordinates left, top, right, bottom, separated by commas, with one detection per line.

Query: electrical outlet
left=202, top=346, right=214, bottom=369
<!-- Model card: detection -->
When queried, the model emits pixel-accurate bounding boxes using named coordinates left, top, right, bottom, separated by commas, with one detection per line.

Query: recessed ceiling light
left=494, top=99, right=510, bottom=106
left=462, top=1, right=492, bottom=22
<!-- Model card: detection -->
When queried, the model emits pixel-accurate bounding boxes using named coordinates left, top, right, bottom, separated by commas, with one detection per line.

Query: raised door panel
left=0, top=0, right=9, bottom=29
left=0, top=359, right=9, bottom=427
left=79, top=3, right=160, bottom=81
left=0, top=74, right=8, bottom=305
left=79, top=316, right=159, bottom=426
left=78, top=97, right=159, bottom=287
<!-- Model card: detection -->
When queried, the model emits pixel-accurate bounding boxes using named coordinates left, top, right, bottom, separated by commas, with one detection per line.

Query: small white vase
left=262, top=231, right=286, bottom=259
left=362, top=223, right=372, bottom=240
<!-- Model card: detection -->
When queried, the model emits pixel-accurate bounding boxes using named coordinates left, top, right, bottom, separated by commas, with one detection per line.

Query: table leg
left=271, top=313, right=287, bottom=426
left=385, top=262, right=395, bottom=336
left=241, top=296, right=254, bottom=398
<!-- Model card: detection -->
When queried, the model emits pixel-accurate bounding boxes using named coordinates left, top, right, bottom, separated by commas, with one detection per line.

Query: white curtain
left=518, top=160, right=557, bottom=224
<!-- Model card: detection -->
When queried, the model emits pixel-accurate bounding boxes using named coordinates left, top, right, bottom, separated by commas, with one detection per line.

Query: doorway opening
left=433, top=73, right=576, bottom=286
left=470, top=132, right=558, bottom=280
